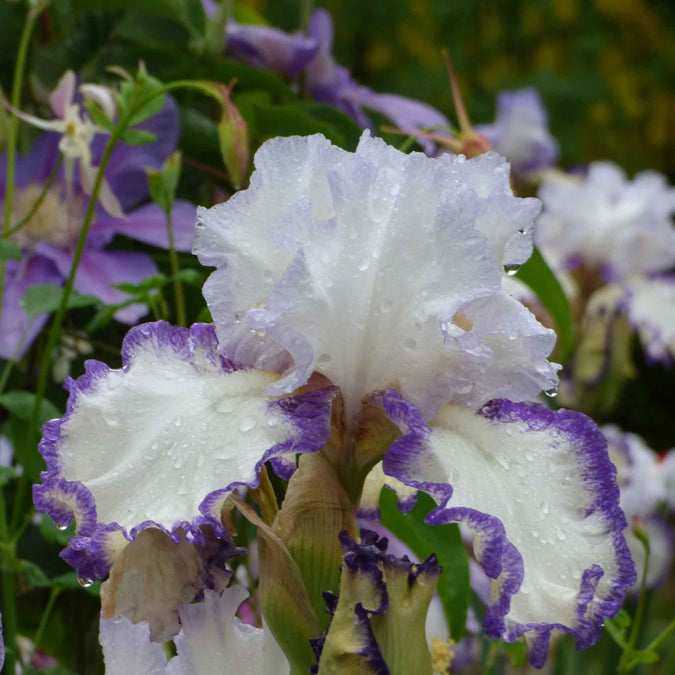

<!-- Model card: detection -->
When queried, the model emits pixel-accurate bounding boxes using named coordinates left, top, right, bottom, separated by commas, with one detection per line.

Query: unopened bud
left=217, top=80, right=250, bottom=189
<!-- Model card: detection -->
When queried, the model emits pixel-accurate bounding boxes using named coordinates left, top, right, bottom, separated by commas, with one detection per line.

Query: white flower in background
left=536, top=162, right=675, bottom=363
left=100, top=586, right=289, bottom=674
left=604, top=426, right=673, bottom=589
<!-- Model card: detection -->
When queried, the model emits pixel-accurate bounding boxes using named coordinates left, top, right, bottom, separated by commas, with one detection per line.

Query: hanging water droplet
left=503, top=264, right=520, bottom=276
left=78, top=576, right=94, bottom=588
left=56, top=522, right=68, bottom=531
left=238, top=416, right=257, bottom=433
left=545, top=387, right=559, bottom=398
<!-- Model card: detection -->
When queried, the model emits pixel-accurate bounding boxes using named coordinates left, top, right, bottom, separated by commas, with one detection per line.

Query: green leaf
left=19, top=559, right=100, bottom=594
left=83, top=99, right=115, bottom=132
left=71, top=0, right=205, bottom=39
left=20, top=285, right=99, bottom=319
left=503, top=639, right=529, bottom=667
left=119, top=128, right=157, bottom=145
left=0, top=390, right=61, bottom=423
left=614, top=608, right=632, bottom=631
left=379, top=489, right=470, bottom=639
left=516, top=247, right=575, bottom=361
left=629, top=649, right=660, bottom=665
left=249, top=102, right=347, bottom=146
left=0, top=239, right=22, bottom=261
left=146, top=151, right=182, bottom=212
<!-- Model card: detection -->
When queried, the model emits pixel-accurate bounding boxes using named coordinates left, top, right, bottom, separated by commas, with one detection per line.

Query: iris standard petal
left=197, top=132, right=556, bottom=420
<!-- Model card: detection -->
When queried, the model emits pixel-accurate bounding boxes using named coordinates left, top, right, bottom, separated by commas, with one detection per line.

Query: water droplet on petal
left=503, top=264, right=520, bottom=276
left=238, top=416, right=257, bottom=433
left=78, top=576, right=94, bottom=588
left=545, top=387, right=559, bottom=398
left=56, top=523, right=68, bottom=531
left=173, top=416, right=183, bottom=427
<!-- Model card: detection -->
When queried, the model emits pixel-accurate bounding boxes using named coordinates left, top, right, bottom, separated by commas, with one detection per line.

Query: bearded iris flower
left=536, top=162, right=675, bottom=364
left=0, top=75, right=197, bottom=360
left=35, top=132, right=634, bottom=668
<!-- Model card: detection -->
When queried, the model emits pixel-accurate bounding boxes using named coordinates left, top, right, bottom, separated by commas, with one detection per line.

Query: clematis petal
left=33, top=322, right=334, bottom=580
left=197, top=132, right=556, bottom=420
left=623, top=275, right=675, bottom=364
left=375, top=391, right=635, bottom=667
left=0, top=255, right=63, bottom=360
left=91, top=200, right=197, bottom=253
left=38, top=245, right=158, bottom=325
left=167, top=587, right=290, bottom=674
left=49, top=71, right=77, bottom=119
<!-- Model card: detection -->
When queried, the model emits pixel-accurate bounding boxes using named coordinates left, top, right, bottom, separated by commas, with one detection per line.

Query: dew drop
left=503, top=264, right=520, bottom=276
left=173, top=416, right=183, bottom=428
left=545, top=387, right=559, bottom=398
left=238, top=416, right=257, bottom=433
left=78, top=576, right=94, bottom=588
left=56, top=523, right=68, bottom=531
left=317, top=353, right=332, bottom=364
left=539, top=500, right=550, bottom=515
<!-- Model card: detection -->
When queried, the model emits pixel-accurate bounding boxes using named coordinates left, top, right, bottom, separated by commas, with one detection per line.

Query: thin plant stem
left=619, top=538, right=651, bottom=671
left=5, top=156, right=62, bottom=237
left=32, top=587, right=60, bottom=653
left=0, top=488, right=18, bottom=675
left=643, top=618, right=675, bottom=654
left=165, top=207, right=186, bottom=326
left=0, top=5, right=40, bottom=337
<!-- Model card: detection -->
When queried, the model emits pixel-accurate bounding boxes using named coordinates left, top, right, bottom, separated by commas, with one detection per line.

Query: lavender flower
left=476, top=88, right=559, bottom=177
left=0, top=85, right=197, bottom=360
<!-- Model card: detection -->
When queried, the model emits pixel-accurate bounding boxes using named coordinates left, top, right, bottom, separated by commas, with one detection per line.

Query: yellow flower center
left=8, top=184, right=83, bottom=248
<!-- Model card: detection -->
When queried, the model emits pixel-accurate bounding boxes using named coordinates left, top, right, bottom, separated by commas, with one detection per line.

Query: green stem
left=165, top=207, right=186, bottom=326
left=32, top=587, right=60, bottom=653
left=4, top=156, right=62, bottom=237
left=644, top=617, right=675, bottom=653
left=0, top=5, right=40, bottom=337
left=1, top=489, right=18, bottom=675
left=618, top=539, right=651, bottom=671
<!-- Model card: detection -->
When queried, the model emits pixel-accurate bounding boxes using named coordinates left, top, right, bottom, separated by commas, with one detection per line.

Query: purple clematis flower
left=204, top=4, right=450, bottom=154
left=476, top=88, right=559, bottom=177
left=0, top=95, right=197, bottom=360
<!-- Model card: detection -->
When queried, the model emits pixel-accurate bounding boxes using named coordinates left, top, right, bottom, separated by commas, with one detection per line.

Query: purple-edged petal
left=476, top=89, right=559, bottom=177
left=91, top=200, right=197, bottom=253
left=622, top=275, right=675, bottom=364
left=196, top=133, right=556, bottom=422
left=376, top=392, right=635, bottom=667
left=40, top=245, right=158, bottom=324
left=33, top=322, right=334, bottom=579
left=0, top=255, right=63, bottom=360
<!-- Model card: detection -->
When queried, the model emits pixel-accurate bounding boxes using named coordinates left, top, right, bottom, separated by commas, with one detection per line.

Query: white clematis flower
left=13, top=70, right=124, bottom=218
